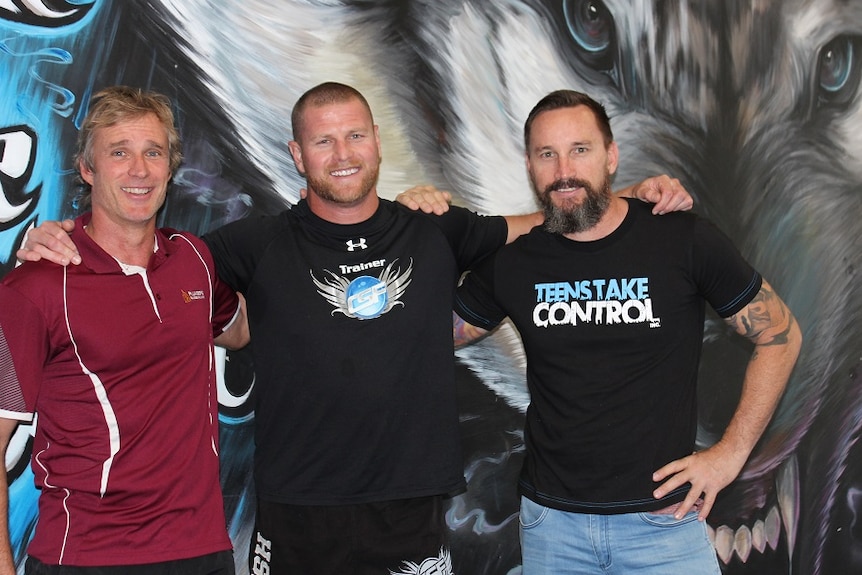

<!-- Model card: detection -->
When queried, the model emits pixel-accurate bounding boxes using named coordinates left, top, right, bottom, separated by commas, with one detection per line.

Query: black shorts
left=24, top=550, right=235, bottom=575
left=249, top=495, right=453, bottom=575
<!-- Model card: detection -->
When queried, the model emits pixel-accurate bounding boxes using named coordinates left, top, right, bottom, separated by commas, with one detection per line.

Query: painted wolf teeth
left=708, top=456, right=798, bottom=565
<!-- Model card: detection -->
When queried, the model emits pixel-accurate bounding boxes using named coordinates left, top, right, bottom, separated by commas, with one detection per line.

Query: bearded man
left=452, top=90, right=802, bottom=575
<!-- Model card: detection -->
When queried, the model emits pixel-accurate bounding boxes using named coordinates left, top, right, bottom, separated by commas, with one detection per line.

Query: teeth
left=713, top=505, right=782, bottom=564
left=709, top=455, right=799, bottom=565
left=331, top=168, right=358, bottom=176
left=751, top=519, right=767, bottom=553
left=765, top=505, right=781, bottom=551
left=776, top=455, right=800, bottom=563
left=733, top=524, right=752, bottom=562
left=123, top=187, right=149, bottom=195
left=714, top=525, right=735, bottom=564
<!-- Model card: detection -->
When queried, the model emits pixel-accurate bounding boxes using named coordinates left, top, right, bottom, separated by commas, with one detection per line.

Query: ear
left=287, top=140, right=305, bottom=175
left=374, top=125, right=382, bottom=161
left=79, top=158, right=95, bottom=186
left=606, top=141, right=619, bottom=176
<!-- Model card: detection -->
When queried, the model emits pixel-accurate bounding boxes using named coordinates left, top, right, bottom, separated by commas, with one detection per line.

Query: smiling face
left=80, top=112, right=171, bottom=232
left=288, top=96, right=382, bottom=222
left=526, top=105, right=618, bottom=234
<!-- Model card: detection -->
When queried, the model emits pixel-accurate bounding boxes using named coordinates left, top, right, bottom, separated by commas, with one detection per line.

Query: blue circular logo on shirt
left=346, top=276, right=388, bottom=319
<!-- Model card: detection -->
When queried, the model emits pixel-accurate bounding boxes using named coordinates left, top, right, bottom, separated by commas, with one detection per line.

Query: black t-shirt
left=204, top=198, right=507, bottom=504
left=455, top=199, right=761, bottom=513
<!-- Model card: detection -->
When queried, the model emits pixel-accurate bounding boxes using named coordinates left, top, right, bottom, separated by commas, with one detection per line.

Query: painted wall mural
left=1, top=1, right=860, bottom=573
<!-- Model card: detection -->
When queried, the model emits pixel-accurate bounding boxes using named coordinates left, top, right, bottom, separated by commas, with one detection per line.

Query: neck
left=563, top=196, right=629, bottom=242
left=306, top=191, right=380, bottom=225
left=86, top=215, right=156, bottom=267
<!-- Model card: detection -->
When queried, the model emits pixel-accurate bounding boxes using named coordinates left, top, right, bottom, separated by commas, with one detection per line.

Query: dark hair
left=74, top=86, right=182, bottom=208
left=291, top=82, right=374, bottom=142
left=523, top=90, right=613, bottom=151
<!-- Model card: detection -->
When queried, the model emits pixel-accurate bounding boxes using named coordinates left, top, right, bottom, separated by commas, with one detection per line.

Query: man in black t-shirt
left=453, top=90, right=802, bottom=575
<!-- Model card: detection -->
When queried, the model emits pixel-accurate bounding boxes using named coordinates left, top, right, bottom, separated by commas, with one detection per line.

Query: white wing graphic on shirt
left=311, top=258, right=413, bottom=320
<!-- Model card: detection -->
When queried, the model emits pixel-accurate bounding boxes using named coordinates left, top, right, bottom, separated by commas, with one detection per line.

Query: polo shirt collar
left=72, top=212, right=176, bottom=273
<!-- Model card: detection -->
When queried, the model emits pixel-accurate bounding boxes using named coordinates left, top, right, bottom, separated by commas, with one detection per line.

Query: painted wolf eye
left=817, top=35, right=860, bottom=107
left=563, top=0, right=615, bottom=70
left=564, top=0, right=613, bottom=52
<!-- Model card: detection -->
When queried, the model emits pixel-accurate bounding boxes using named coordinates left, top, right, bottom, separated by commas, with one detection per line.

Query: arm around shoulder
left=503, top=212, right=544, bottom=244
left=453, top=311, right=492, bottom=348
left=617, top=175, right=693, bottom=215
left=16, top=219, right=79, bottom=266
left=214, top=292, right=250, bottom=350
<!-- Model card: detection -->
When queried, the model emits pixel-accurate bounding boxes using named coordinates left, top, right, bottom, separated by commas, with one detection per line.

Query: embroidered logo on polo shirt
left=311, top=258, right=412, bottom=320
left=181, top=289, right=206, bottom=303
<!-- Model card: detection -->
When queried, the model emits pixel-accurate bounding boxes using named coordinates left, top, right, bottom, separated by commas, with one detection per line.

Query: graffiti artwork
left=1, top=1, right=860, bottom=574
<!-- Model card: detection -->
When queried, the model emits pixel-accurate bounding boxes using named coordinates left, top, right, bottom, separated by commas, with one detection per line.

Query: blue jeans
left=519, top=496, right=721, bottom=575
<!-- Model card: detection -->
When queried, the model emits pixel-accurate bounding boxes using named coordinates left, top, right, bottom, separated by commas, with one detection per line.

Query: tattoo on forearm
left=727, top=284, right=796, bottom=346
left=453, top=313, right=470, bottom=347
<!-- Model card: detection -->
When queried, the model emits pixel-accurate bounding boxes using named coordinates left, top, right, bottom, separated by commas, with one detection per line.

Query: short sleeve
left=0, top=284, right=48, bottom=420
left=424, top=206, right=508, bottom=271
left=692, top=218, right=762, bottom=318
left=454, top=254, right=507, bottom=331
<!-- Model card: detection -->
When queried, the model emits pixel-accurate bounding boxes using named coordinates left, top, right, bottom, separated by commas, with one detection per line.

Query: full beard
left=537, top=176, right=612, bottom=235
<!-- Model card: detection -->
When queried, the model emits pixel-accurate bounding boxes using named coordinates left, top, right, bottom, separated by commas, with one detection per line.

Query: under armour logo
left=346, top=238, right=368, bottom=251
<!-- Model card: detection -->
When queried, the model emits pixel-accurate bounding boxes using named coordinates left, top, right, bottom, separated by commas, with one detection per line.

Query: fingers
left=395, top=186, right=453, bottom=215
left=18, top=220, right=80, bottom=266
left=653, top=460, right=705, bottom=520
left=697, top=491, right=717, bottom=521
left=672, top=488, right=704, bottom=520
left=652, top=457, right=688, bottom=499
left=654, top=449, right=734, bottom=521
left=15, top=247, right=43, bottom=263
left=651, top=177, right=694, bottom=215
left=424, top=191, right=452, bottom=215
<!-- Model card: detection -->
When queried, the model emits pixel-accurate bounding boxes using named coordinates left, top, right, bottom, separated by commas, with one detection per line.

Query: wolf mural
left=1, top=1, right=860, bottom=574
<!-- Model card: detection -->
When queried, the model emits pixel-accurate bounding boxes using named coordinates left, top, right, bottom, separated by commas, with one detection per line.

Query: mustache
left=544, top=178, right=591, bottom=194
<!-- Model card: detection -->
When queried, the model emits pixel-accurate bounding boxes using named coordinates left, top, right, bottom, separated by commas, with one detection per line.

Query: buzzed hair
left=291, top=82, right=374, bottom=142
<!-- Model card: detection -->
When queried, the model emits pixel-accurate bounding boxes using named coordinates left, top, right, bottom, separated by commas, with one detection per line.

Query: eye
left=563, top=0, right=615, bottom=70
left=817, top=35, right=861, bottom=107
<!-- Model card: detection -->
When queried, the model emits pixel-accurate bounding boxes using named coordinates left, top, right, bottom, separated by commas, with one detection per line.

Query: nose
left=332, top=139, right=351, bottom=161
left=127, top=153, right=149, bottom=177
left=555, top=155, right=578, bottom=181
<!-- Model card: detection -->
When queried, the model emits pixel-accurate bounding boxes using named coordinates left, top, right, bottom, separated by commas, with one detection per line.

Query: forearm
left=614, top=184, right=635, bottom=198
left=453, top=312, right=491, bottom=348
left=0, top=421, right=19, bottom=574
left=503, top=212, right=544, bottom=244
left=0, top=475, right=15, bottom=575
left=214, top=294, right=250, bottom=350
left=717, top=335, right=800, bottom=462
left=720, top=282, right=802, bottom=461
